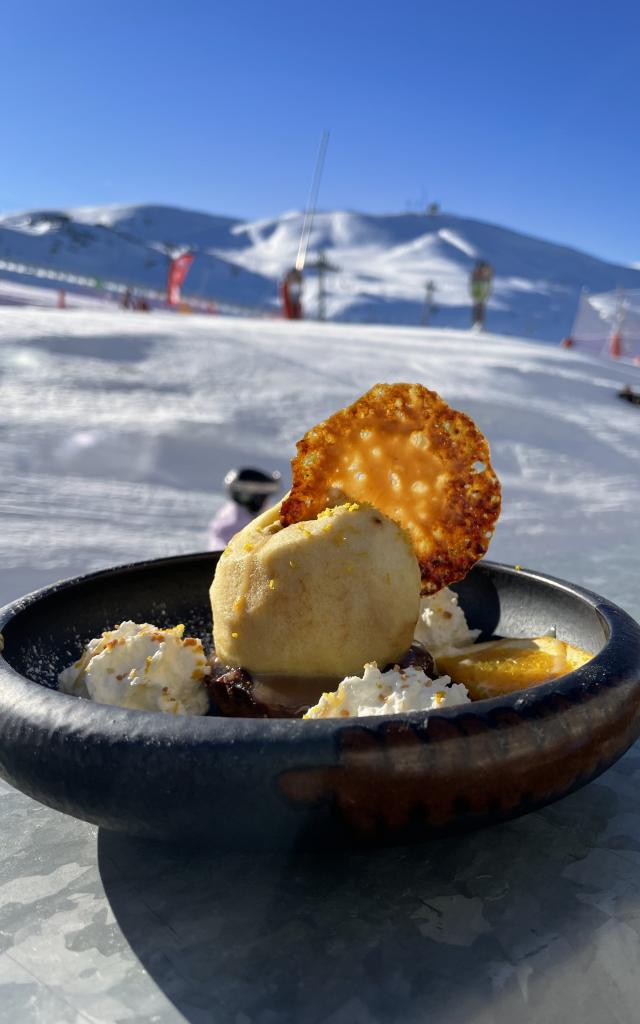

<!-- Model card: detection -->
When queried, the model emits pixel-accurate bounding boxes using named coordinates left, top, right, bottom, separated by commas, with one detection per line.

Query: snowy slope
left=0, top=209, right=274, bottom=307
left=227, top=209, right=640, bottom=339
left=2, top=203, right=634, bottom=339
left=2, top=204, right=640, bottom=339
left=71, top=203, right=246, bottom=253
left=0, top=277, right=115, bottom=309
left=0, top=308, right=638, bottom=624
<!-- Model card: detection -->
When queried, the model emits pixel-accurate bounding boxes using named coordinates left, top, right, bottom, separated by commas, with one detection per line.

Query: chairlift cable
left=295, top=131, right=330, bottom=273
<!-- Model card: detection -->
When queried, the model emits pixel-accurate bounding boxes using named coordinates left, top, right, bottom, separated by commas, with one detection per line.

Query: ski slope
left=0, top=208, right=274, bottom=308
left=226, top=209, right=640, bottom=339
left=2, top=204, right=640, bottom=340
left=0, top=308, right=638, bottom=623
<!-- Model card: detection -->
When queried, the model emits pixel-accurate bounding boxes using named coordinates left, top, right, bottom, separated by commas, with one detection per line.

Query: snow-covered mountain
left=226, top=208, right=640, bottom=340
left=0, top=207, right=273, bottom=308
left=1, top=203, right=639, bottom=340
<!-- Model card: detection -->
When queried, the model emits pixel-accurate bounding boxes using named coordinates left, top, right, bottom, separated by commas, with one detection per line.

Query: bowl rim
left=1, top=553, right=639, bottom=744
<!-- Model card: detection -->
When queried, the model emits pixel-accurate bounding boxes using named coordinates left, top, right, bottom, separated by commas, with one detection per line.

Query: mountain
left=1, top=203, right=639, bottom=340
left=0, top=207, right=274, bottom=308
left=225, top=209, right=640, bottom=340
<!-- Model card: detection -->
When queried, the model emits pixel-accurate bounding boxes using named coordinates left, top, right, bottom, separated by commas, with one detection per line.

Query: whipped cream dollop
left=303, top=661, right=470, bottom=719
left=58, top=621, right=210, bottom=716
left=414, top=586, right=480, bottom=653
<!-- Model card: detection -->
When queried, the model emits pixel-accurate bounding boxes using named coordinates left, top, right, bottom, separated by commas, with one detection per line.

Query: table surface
left=4, top=754, right=640, bottom=1024
left=2, top=314, right=640, bottom=1023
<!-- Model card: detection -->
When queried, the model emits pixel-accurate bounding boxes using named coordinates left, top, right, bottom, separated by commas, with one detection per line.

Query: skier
left=208, top=467, right=281, bottom=549
left=280, top=268, right=303, bottom=319
left=421, top=280, right=437, bottom=326
left=470, top=261, right=493, bottom=330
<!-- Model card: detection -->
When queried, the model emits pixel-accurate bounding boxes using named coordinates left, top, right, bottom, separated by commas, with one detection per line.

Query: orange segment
left=436, top=637, right=592, bottom=700
left=566, top=645, right=593, bottom=672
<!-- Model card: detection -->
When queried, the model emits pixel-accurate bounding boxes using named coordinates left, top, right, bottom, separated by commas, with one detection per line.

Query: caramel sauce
left=210, top=644, right=434, bottom=719
left=251, top=672, right=338, bottom=716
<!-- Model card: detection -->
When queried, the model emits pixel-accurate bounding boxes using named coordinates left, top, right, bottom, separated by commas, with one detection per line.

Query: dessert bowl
left=0, top=552, right=639, bottom=847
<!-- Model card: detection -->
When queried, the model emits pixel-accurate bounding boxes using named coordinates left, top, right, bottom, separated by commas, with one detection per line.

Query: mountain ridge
left=1, top=202, right=638, bottom=340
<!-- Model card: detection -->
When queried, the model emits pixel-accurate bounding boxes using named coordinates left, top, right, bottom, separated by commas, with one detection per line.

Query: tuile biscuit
left=281, top=382, right=501, bottom=594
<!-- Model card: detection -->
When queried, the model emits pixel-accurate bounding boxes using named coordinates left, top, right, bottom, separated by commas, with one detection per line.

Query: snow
left=0, top=278, right=115, bottom=310
left=0, top=207, right=274, bottom=308
left=0, top=307, right=638, bottom=626
left=213, top=208, right=640, bottom=339
left=2, top=203, right=640, bottom=341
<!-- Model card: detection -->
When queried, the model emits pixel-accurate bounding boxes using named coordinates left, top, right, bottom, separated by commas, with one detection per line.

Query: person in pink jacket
left=208, top=467, right=281, bottom=549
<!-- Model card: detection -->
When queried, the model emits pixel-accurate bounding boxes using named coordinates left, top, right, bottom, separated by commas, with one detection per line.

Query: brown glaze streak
left=278, top=663, right=640, bottom=842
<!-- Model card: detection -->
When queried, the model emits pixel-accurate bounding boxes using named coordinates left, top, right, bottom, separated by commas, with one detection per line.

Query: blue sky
left=3, top=0, right=640, bottom=264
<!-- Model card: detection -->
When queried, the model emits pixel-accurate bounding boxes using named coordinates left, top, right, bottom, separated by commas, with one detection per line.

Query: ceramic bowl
left=1, top=554, right=639, bottom=846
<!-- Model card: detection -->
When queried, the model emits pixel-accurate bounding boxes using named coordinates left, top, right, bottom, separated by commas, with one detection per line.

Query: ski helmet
left=224, top=467, right=281, bottom=512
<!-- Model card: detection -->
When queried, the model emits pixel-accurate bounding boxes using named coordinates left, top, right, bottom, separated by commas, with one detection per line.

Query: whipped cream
left=58, top=621, right=210, bottom=716
left=414, top=586, right=480, bottom=653
left=304, top=661, right=470, bottom=719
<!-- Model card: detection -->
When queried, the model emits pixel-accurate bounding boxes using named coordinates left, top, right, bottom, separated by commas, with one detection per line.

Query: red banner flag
left=166, top=252, right=194, bottom=306
left=609, top=330, right=622, bottom=359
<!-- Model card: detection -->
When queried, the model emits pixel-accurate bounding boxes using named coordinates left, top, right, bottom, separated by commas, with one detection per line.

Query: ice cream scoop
left=210, top=500, right=421, bottom=688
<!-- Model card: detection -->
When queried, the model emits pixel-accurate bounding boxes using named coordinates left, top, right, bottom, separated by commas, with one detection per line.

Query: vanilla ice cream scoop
left=210, top=500, right=421, bottom=685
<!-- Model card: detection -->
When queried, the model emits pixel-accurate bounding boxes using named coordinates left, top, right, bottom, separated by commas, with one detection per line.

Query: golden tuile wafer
left=281, top=382, right=501, bottom=594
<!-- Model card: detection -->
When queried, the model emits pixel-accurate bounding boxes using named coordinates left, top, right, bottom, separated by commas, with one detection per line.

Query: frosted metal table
left=3, top=694, right=640, bottom=1024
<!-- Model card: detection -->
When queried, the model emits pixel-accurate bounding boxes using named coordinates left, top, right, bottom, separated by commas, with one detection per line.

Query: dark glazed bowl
left=0, top=554, right=639, bottom=847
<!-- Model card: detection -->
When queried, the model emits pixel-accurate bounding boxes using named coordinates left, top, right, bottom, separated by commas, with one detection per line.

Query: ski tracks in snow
left=0, top=308, right=638, bottom=618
